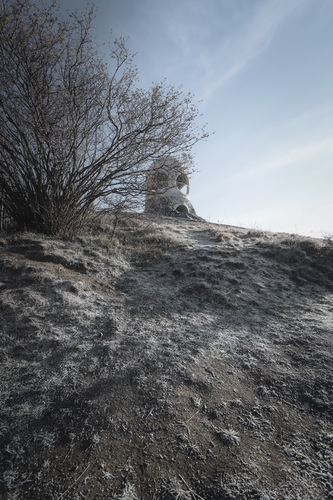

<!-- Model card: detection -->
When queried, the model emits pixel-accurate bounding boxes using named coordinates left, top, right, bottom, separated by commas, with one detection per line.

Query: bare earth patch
left=0, top=215, right=332, bottom=499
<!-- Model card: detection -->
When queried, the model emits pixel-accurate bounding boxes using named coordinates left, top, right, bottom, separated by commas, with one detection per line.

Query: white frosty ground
left=0, top=216, right=332, bottom=499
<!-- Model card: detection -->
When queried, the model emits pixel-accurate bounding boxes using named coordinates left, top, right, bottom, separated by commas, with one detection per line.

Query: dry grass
left=0, top=215, right=332, bottom=499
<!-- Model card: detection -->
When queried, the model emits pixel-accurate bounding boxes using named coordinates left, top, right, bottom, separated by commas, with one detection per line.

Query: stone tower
left=145, top=157, right=197, bottom=217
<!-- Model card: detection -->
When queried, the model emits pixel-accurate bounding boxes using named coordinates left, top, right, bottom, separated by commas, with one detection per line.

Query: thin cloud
left=231, top=136, right=333, bottom=181
left=202, top=0, right=309, bottom=99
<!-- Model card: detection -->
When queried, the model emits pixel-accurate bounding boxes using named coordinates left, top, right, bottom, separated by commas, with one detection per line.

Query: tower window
left=150, top=171, right=168, bottom=190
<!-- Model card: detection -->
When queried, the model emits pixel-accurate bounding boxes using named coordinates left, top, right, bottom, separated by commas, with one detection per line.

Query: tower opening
left=176, top=205, right=189, bottom=214
left=176, top=173, right=189, bottom=195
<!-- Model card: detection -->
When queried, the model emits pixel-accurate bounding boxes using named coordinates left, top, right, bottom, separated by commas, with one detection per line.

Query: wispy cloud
left=202, top=0, right=309, bottom=99
left=231, top=136, right=333, bottom=181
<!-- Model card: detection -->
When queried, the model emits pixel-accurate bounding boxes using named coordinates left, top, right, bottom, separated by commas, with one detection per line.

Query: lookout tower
left=145, top=157, right=197, bottom=217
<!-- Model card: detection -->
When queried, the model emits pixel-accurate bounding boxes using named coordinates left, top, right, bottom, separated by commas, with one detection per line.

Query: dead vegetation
left=0, top=214, right=332, bottom=499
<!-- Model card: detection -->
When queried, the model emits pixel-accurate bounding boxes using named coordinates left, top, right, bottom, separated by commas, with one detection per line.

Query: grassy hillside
left=0, top=214, right=333, bottom=499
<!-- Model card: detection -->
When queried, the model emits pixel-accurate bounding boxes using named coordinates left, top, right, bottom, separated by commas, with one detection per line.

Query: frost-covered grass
left=0, top=215, right=332, bottom=499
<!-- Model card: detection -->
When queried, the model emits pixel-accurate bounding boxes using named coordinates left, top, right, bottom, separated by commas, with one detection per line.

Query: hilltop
left=0, top=214, right=332, bottom=499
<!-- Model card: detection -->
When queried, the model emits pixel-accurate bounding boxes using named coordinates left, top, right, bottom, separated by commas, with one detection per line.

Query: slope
left=0, top=215, right=332, bottom=499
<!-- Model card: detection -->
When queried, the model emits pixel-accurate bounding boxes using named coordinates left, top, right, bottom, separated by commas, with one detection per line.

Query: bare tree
left=0, top=0, right=208, bottom=235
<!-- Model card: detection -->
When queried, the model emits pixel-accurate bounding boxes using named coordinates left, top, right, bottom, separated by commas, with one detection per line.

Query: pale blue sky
left=62, top=0, right=333, bottom=237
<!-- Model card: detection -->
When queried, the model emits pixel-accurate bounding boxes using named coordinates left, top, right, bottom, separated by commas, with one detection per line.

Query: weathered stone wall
left=145, top=195, right=201, bottom=219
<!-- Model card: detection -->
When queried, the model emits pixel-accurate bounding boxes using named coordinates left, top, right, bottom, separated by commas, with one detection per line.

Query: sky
left=61, top=0, right=333, bottom=237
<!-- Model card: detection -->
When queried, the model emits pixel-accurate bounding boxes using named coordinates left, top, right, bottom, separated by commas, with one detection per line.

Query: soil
left=0, top=215, right=332, bottom=499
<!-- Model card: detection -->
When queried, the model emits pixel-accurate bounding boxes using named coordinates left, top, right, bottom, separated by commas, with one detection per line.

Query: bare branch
left=0, top=0, right=209, bottom=235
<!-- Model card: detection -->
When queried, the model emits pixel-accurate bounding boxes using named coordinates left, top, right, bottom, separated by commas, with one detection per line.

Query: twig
left=178, top=474, right=205, bottom=500
left=145, top=408, right=154, bottom=419
left=13, top=474, right=33, bottom=490
left=186, top=410, right=199, bottom=423
left=56, top=463, right=90, bottom=499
